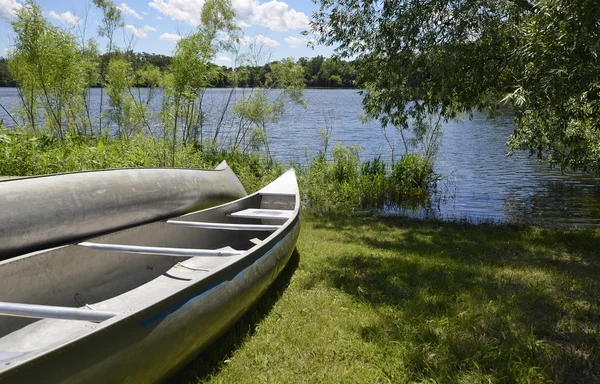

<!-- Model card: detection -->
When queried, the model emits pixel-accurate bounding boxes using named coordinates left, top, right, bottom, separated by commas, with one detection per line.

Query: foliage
left=0, top=0, right=438, bottom=214
left=92, top=0, right=124, bottom=54
left=0, top=128, right=283, bottom=193
left=312, top=0, right=519, bottom=126
left=93, top=0, right=124, bottom=132
left=230, top=55, right=357, bottom=88
left=105, top=58, right=147, bottom=138
left=302, top=143, right=435, bottom=213
left=0, top=53, right=360, bottom=90
left=312, top=0, right=600, bottom=172
left=8, top=1, right=96, bottom=137
left=391, top=153, right=437, bottom=191
left=231, top=57, right=306, bottom=156
left=0, top=128, right=436, bottom=213
left=506, top=0, right=600, bottom=171
left=158, top=0, right=239, bottom=164
left=163, top=29, right=217, bottom=151
left=0, top=59, right=17, bottom=87
left=232, top=89, right=281, bottom=153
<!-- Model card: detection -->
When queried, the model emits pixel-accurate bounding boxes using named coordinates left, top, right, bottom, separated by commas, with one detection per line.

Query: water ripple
left=1, top=88, right=600, bottom=227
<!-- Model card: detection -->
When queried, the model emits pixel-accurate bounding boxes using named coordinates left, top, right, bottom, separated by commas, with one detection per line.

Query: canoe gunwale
left=0, top=160, right=232, bottom=184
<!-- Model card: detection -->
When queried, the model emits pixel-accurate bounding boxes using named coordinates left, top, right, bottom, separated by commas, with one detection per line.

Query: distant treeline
left=0, top=52, right=357, bottom=89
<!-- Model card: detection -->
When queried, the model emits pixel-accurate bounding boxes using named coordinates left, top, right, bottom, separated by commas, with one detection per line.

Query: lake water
left=2, top=87, right=600, bottom=227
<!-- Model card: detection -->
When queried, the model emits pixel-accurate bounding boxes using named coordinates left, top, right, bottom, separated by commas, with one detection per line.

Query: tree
left=232, top=57, right=306, bottom=156
left=506, top=0, right=600, bottom=171
left=93, top=0, right=124, bottom=132
left=160, top=0, right=238, bottom=165
left=312, top=0, right=600, bottom=171
left=0, top=58, right=16, bottom=87
left=105, top=58, right=146, bottom=138
left=329, top=74, right=342, bottom=87
left=9, top=1, right=92, bottom=137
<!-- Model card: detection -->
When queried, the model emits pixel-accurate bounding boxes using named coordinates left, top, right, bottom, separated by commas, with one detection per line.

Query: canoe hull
left=0, top=162, right=246, bottom=259
left=0, top=219, right=299, bottom=383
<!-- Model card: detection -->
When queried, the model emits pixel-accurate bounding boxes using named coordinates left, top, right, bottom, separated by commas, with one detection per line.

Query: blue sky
left=0, top=0, right=334, bottom=65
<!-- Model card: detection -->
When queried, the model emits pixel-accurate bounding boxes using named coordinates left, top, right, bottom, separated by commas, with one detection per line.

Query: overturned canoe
left=0, top=169, right=300, bottom=383
left=0, top=161, right=246, bottom=259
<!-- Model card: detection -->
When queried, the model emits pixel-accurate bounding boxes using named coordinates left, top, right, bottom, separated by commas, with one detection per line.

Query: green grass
left=172, top=214, right=600, bottom=384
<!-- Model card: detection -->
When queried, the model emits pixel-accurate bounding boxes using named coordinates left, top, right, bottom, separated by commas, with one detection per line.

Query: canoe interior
left=0, top=191, right=296, bottom=343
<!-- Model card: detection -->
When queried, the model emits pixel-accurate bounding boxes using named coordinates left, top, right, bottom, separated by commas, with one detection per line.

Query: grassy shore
left=172, top=213, right=600, bottom=383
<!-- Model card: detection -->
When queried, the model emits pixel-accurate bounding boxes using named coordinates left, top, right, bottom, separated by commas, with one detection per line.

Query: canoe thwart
left=228, top=209, right=293, bottom=220
left=258, top=192, right=297, bottom=197
left=78, top=242, right=244, bottom=257
left=166, top=220, right=281, bottom=231
left=0, top=302, right=117, bottom=323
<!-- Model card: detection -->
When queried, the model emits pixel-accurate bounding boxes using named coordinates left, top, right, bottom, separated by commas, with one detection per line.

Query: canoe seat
left=0, top=302, right=117, bottom=323
left=228, top=209, right=293, bottom=220
left=166, top=221, right=281, bottom=231
left=78, top=242, right=244, bottom=258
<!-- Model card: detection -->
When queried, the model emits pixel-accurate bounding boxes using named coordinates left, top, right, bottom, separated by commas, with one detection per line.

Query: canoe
left=0, top=169, right=300, bottom=383
left=0, top=161, right=246, bottom=259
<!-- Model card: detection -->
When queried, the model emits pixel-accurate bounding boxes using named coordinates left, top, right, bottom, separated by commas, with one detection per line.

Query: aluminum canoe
left=0, top=168, right=300, bottom=383
left=0, top=161, right=246, bottom=259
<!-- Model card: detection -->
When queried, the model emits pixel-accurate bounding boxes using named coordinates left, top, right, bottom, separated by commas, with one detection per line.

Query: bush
left=390, top=153, right=437, bottom=191
left=0, top=130, right=437, bottom=213
left=361, top=156, right=386, bottom=179
left=332, top=144, right=360, bottom=183
left=301, top=145, right=437, bottom=213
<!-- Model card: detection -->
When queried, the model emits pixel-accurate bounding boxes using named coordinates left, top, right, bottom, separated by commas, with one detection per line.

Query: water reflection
left=503, top=181, right=600, bottom=227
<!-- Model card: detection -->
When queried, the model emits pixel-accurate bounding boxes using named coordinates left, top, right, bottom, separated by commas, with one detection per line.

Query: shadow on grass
left=304, top=214, right=600, bottom=382
left=168, top=249, right=300, bottom=384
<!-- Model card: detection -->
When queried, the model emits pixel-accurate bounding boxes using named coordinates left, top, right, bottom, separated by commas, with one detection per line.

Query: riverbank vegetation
left=0, top=127, right=436, bottom=213
left=303, top=146, right=436, bottom=212
left=173, top=213, right=600, bottom=383
left=0, top=0, right=438, bottom=213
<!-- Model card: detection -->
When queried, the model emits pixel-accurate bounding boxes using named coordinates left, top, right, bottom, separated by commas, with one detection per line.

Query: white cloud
left=0, top=0, right=21, bottom=20
left=148, top=0, right=308, bottom=31
left=159, top=32, right=182, bottom=42
left=118, top=2, right=143, bottom=19
left=237, top=20, right=251, bottom=28
left=149, top=0, right=198, bottom=25
left=240, top=34, right=279, bottom=48
left=234, top=0, right=309, bottom=31
left=156, top=15, right=162, bottom=20
left=284, top=36, right=314, bottom=48
left=48, top=10, right=81, bottom=25
left=216, top=55, right=232, bottom=64
left=125, top=24, right=157, bottom=38
left=125, top=25, right=148, bottom=38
